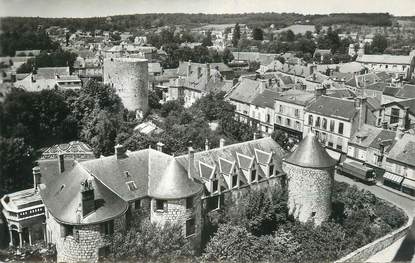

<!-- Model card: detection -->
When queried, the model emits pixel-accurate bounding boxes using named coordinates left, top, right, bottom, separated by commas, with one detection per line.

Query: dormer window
left=232, top=174, right=238, bottom=188
left=126, top=181, right=137, bottom=191
left=269, top=165, right=275, bottom=177
left=251, top=169, right=257, bottom=182
left=212, top=178, right=219, bottom=193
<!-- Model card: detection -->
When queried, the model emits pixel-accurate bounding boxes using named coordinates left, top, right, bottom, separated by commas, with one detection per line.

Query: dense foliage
left=0, top=31, right=59, bottom=56
left=203, top=182, right=407, bottom=262
left=109, top=220, right=192, bottom=261
left=0, top=13, right=392, bottom=33
left=16, top=50, right=78, bottom=73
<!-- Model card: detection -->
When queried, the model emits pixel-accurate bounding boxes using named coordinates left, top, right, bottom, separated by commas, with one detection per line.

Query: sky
left=0, top=0, right=414, bottom=18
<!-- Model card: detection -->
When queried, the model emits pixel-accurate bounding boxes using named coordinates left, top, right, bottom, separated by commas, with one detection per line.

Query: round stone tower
left=150, top=159, right=203, bottom=254
left=103, top=58, right=148, bottom=117
left=282, top=131, right=336, bottom=225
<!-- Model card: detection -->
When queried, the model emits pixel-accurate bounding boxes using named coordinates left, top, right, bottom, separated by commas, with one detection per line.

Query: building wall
left=46, top=210, right=125, bottom=263
left=150, top=191, right=203, bottom=253
left=304, top=112, right=352, bottom=153
left=359, top=62, right=409, bottom=78
left=274, top=101, right=306, bottom=134
left=283, top=162, right=334, bottom=225
left=103, top=58, right=148, bottom=114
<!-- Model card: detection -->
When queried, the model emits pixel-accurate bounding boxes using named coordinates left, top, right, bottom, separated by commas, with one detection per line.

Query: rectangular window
left=338, top=122, right=344, bottom=135
left=330, top=120, right=335, bottom=132
left=336, top=137, right=343, bottom=151
left=155, top=199, right=166, bottom=211
left=232, top=174, right=238, bottom=188
left=294, top=109, right=300, bottom=117
left=279, top=105, right=283, bottom=113
left=63, top=225, right=73, bottom=237
left=212, top=179, right=219, bottom=193
left=186, top=218, right=196, bottom=237
left=308, top=114, right=313, bottom=126
left=390, top=108, right=400, bottom=124
left=102, top=220, right=114, bottom=235
left=286, top=118, right=291, bottom=127
left=277, top=116, right=282, bottom=124
left=269, top=165, right=274, bottom=176
left=134, top=199, right=141, bottom=210
left=295, top=121, right=301, bottom=130
left=316, top=116, right=321, bottom=127
left=251, top=169, right=257, bottom=182
left=266, top=114, right=270, bottom=123
left=186, top=197, right=193, bottom=209
left=322, top=118, right=327, bottom=130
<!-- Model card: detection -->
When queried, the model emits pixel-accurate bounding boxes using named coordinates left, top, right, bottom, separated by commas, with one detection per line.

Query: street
left=334, top=173, right=415, bottom=263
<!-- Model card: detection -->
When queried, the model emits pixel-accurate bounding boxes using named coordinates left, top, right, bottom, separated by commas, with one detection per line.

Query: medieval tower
left=282, top=131, right=336, bottom=225
left=103, top=58, right=149, bottom=118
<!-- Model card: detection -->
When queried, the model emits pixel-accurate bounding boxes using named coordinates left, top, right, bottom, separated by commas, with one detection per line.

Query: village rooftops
left=36, top=67, right=70, bottom=79
left=394, top=84, right=415, bottom=99
left=251, top=89, right=279, bottom=108
left=284, top=131, right=337, bottom=169
left=357, top=54, right=414, bottom=65
left=227, top=78, right=264, bottom=104
left=387, top=133, right=415, bottom=168
left=275, top=89, right=315, bottom=106
left=305, top=95, right=358, bottom=121
left=348, top=124, right=395, bottom=149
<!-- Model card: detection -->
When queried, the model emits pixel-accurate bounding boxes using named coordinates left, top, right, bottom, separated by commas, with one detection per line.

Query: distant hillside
left=0, top=12, right=393, bottom=33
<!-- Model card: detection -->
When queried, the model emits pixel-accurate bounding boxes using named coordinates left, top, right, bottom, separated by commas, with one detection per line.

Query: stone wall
left=46, top=212, right=125, bottom=263
left=283, top=162, right=334, bottom=225
left=150, top=191, right=203, bottom=254
left=336, top=215, right=412, bottom=262
left=103, top=58, right=148, bottom=113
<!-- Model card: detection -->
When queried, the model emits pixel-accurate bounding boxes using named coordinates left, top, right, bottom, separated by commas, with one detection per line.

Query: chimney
left=81, top=180, right=95, bottom=217
left=33, top=166, right=41, bottom=191
left=356, top=96, right=368, bottom=129
left=253, top=132, right=258, bottom=140
left=114, top=144, right=126, bottom=159
left=58, top=153, right=65, bottom=173
left=156, top=142, right=164, bottom=152
left=187, top=60, right=192, bottom=77
left=188, top=147, right=195, bottom=180
left=197, top=66, right=202, bottom=79
left=308, top=64, right=316, bottom=76
left=315, top=86, right=326, bottom=98
left=402, top=106, right=410, bottom=130
left=205, top=139, right=209, bottom=151
left=219, top=138, right=225, bottom=148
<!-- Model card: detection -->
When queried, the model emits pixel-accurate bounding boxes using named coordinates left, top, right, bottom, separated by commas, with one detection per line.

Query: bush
left=110, top=220, right=193, bottom=261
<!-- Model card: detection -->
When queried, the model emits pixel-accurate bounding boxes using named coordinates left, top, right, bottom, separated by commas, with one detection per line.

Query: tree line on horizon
left=0, top=13, right=394, bottom=33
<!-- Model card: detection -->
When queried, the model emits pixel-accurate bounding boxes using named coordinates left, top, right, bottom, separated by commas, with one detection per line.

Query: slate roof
left=251, top=89, right=279, bottom=108
left=36, top=67, right=70, bottom=79
left=227, top=78, right=263, bottom=104
left=305, top=96, right=358, bottom=120
left=387, top=134, right=415, bottom=167
left=175, top=138, right=286, bottom=180
left=365, top=82, right=389, bottom=92
left=326, top=89, right=355, bottom=99
left=395, top=84, right=415, bottom=99
left=275, top=89, right=315, bottom=106
left=39, top=163, right=128, bottom=225
left=357, top=54, right=413, bottom=65
left=150, top=159, right=203, bottom=199
left=383, top=87, right=400, bottom=97
left=383, top=98, right=415, bottom=115
left=284, top=131, right=337, bottom=168
left=349, top=124, right=383, bottom=147
left=368, top=129, right=396, bottom=150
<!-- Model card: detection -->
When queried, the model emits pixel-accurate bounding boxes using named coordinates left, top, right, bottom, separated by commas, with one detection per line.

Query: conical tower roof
left=284, top=131, right=337, bottom=168
left=151, top=159, right=203, bottom=199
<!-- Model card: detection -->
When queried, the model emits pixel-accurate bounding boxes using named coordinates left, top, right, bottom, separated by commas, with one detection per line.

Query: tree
left=203, top=224, right=273, bottom=262
left=315, top=24, right=322, bottom=34
left=252, top=27, right=264, bottom=41
left=202, top=31, right=213, bottom=47
left=110, top=220, right=192, bottom=261
left=0, top=137, right=35, bottom=195
left=232, top=23, right=241, bottom=47
left=370, top=34, right=388, bottom=54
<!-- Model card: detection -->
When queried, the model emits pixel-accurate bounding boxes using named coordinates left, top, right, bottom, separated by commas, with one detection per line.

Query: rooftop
left=284, top=131, right=337, bottom=168
left=306, top=95, right=358, bottom=120
left=357, top=54, right=413, bottom=65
